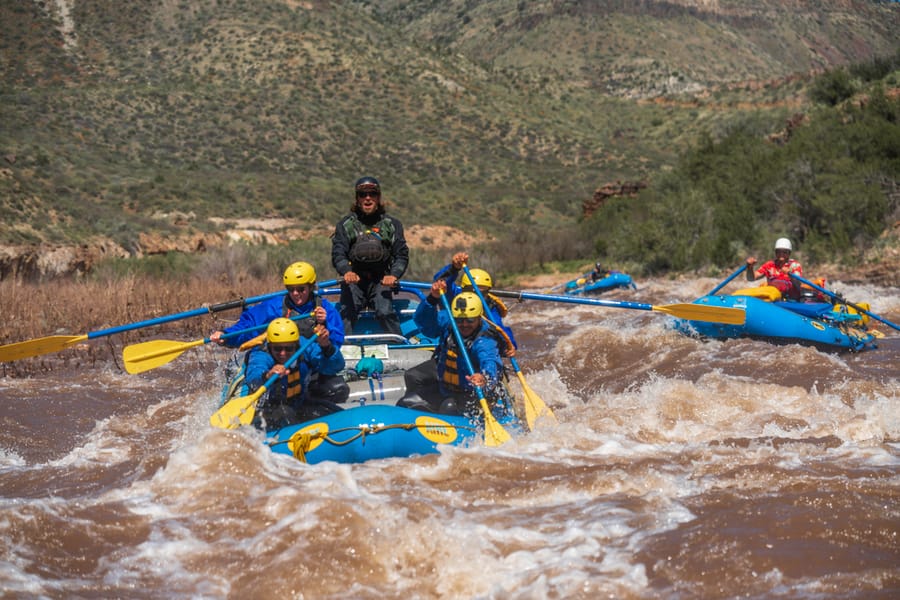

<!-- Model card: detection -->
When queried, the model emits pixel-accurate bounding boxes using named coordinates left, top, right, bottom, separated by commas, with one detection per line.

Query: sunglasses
left=270, top=344, right=298, bottom=354
left=286, top=285, right=311, bottom=294
left=356, top=190, right=380, bottom=199
left=454, top=317, right=479, bottom=325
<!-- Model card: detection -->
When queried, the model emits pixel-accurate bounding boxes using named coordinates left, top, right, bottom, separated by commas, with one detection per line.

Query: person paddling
left=590, top=262, right=611, bottom=282
left=746, top=237, right=803, bottom=300
left=211, top=261, right=348, bottom=403
left=433, top=251, right=517, bottom=351
left=243, top=318, right=345, bottom=429
left=397, top=280, right=506, bottom=416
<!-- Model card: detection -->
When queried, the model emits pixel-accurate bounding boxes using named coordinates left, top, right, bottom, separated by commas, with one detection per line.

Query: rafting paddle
left=459, top=264, right=557, bottom=430
left=790, top=274, right=899, bottom=332
left=0, top=282, right=337, bottom=363
left=122, top=312, right=311, bottom=374
left=209, top=334, right=318, bottom=429
left=483, top=289, right=747, bottom=325
left=438, top=289, right=511, bottom=447
left=0, top=292, right=272, bottom=362
left=509, top=356, right=556, bottom=430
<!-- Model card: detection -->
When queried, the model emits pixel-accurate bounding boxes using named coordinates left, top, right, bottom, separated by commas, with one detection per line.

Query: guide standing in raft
left=331, top=176, right=409, bottom=336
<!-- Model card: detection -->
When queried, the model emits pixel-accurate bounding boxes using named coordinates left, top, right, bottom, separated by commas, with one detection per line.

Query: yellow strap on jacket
left=486, top=292, right=508, bottom=318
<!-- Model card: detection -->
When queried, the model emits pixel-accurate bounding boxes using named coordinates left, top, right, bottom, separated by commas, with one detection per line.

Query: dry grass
left=0, top=274, right=273, bottom=377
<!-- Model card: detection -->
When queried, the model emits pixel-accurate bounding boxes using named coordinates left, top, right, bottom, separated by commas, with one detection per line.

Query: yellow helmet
left=460, top=268, right=493, bottom=290
left=283, top=261, right=317, bottom=286
left=266, top=318, right=300, bottom=344
left=451, top=292, right=483, bottom=319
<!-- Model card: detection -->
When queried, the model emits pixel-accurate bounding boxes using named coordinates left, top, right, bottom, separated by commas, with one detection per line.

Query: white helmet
left=774, top=237, right=792, bottom=251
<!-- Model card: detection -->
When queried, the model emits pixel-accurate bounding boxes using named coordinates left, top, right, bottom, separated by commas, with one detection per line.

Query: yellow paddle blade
left=0, top=334, right=89, bottom=362
left=210, top=387, right=266, bottom=430
left=652, top=303, right=746, bottom=325
left=122, top=339, right=206, bottom=374
left=479, top=398, right=511, bottom=447
left=516, top=370, right=557, bottom=430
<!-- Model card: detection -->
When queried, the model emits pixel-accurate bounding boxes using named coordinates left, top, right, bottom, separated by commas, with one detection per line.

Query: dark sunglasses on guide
left=356, top=190, right=380, bottom=198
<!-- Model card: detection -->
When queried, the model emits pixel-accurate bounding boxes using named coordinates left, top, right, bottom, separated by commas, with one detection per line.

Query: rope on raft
left=267, top=422, right=482, bottom=462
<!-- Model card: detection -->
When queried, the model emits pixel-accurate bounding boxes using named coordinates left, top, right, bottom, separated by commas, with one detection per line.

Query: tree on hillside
left=583, top=85, right=900, bottom=273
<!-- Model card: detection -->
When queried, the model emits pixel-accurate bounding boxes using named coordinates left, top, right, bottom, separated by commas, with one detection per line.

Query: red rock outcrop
left=582, top=180, right=648, bottom=218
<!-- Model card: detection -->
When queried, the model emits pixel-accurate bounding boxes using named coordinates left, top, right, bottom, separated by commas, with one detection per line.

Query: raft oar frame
left=790, top=273, right=898, bottom=332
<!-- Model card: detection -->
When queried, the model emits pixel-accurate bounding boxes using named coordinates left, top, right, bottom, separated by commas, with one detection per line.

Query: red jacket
left=754, top=258, right=802, bottom=284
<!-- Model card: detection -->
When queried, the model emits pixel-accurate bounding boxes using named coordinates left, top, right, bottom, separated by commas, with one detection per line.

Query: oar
left=122, top=312, right=311, bottom=374
left=708, top=264, right=748, bottom=295
left=460, top=263, right=556, bottom=429
left=790, top=274, right=899, bottom=332
left=209, top=334, right=318, bottom=429
left=0, top=281, right=337, bottom=363
left=509, top=356, right=557, bottom=430
left=484, top=289, right=747, bottom=325
left=438, top=290, right=511, bottom=447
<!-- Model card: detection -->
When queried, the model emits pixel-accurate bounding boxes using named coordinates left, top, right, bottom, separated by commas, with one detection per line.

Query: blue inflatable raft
left=673, top=292, right=879, bottom=352
left=220, top=283, right=522, bottom=464
left=564, top=271, right=636, bottom=295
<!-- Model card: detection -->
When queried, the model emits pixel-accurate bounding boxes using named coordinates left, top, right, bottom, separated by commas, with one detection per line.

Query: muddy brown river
left=1, top=275, right=898, bottom=599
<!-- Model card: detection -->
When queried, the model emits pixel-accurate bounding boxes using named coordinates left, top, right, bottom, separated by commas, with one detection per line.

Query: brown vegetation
left=0, top=274, right=270, bottom=377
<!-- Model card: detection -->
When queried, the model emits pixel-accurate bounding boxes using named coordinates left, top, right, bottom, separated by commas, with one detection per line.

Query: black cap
left=354, top=176, right=380, bottom=191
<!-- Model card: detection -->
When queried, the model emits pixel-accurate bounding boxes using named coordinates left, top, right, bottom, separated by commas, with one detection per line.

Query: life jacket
left=758, top=258, right=801, bottom=284
left=439, top=321, right=511, bottom=392
left=798, top=277, right=828, bottom=302
left=257, top=364, right=304, bottom=431
left=344, top=214, right=395, bottom=264
left=237, top=297, right=323, bottom=352
left=266, top=367, right=303, bottom=407
left=440, top=341, right=465, bottom=392
left=253, top=345, right=304, bottom=409
left=283, top=296, right=322, bottom=338
left=220, top=350, right=303, bottom=406
left=265, top=301, right=315, bottom=406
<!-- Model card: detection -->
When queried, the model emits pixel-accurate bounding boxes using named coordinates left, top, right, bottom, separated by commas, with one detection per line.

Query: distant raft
left=672, top=284, right=880, bottom=352
left=564, top=271, right=636, bottom=296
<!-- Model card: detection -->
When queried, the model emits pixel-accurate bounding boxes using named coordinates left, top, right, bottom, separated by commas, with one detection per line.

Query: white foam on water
left=0, top=448, right=25, bottom=468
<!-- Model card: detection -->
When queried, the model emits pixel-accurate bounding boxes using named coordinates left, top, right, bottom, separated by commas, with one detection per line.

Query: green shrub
left=809, top=68, right=856, bottom=106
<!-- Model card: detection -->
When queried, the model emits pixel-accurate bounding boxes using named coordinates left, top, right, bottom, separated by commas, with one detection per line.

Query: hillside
left=1, top=0, right=899, bottom=279
left=355, top=0, right=900, bottom=96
